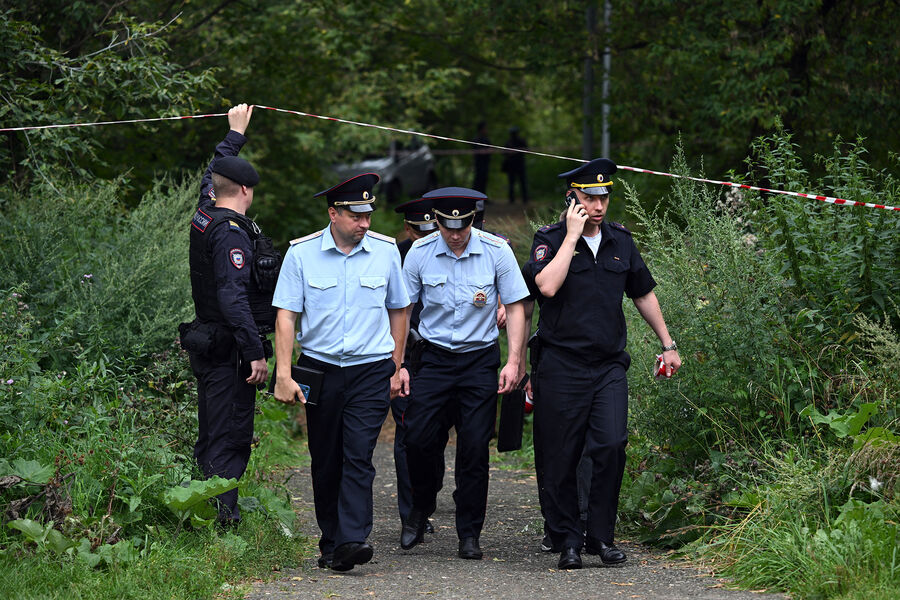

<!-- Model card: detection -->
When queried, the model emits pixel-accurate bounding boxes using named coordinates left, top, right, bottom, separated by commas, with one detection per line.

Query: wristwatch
left=662, top=341, right=678, bottom=352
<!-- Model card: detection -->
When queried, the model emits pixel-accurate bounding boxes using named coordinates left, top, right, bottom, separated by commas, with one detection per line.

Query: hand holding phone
left=564, top=189, right=588, bottom=237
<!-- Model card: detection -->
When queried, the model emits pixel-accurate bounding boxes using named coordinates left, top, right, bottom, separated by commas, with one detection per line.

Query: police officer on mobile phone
left=522, top=158, right=681, bottom=570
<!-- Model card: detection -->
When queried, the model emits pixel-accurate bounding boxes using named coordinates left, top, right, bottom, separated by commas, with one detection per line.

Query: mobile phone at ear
left=564, top=189, right=579, bottom=210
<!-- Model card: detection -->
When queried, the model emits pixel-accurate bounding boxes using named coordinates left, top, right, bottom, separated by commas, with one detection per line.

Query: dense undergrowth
left=0, top=178, right=308, bottom=599
left=616, top=131, right=899, bottom=599
left=497, top=128, right=899, bottom=599
left=1, top=127, right=898, bottom=599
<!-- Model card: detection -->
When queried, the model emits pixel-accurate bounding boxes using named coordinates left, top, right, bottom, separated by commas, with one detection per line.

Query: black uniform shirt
left=191, top=129, right=264, bottom=362
left=522, top=220, right=656, bottom=359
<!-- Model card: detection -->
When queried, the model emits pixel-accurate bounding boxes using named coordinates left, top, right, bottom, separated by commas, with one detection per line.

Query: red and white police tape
left=2, top=104, right=897, bottom=212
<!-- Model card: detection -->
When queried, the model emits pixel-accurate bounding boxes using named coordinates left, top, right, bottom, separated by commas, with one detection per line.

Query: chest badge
left=473, top=290, right=487, bottom=308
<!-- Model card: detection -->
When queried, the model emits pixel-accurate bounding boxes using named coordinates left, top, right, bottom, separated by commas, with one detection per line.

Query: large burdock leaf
left=161, top=477, right=238, bottom=512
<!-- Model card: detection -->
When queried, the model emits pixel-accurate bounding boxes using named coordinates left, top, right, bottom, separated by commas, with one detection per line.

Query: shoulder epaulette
left=290, top=230, right=324, bottom=246
left=367, top=230, right=396, bottom=244
left=609, top=222, right=632, bottom=235
left=411, top=231, right=440, bottom=248
left=475, top=229, right=506, bottom=247
left=538, top=222, right=563, bottom=233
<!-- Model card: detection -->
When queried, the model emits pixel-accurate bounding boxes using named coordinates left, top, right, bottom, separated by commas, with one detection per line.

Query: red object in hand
left=655, top=354, right=669, bottom=379
left=524, top=393, right=534, bottom=414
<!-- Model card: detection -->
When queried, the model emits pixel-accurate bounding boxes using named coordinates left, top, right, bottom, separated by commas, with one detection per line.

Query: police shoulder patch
left=537, top=222, right=562, bottom=233
left=367, top=230, right=396, bottom=244
left=411, top=231, right=440, bottom=248
left=475, top=230, right=506, bottom=247
left=229, top=248, right=245, bottom=269
left=290, top=230, right=324, bottom=246
left=228, top=220, right=241, bottom=231
left=609, top=221, right=632, bottom=234
left=533, top=244, right=551, bottom=262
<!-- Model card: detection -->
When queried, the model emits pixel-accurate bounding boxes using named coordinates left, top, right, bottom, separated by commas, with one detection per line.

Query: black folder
left=497, top=373, right=529, bottom=452
left=267, top=364, right=325, bottom=406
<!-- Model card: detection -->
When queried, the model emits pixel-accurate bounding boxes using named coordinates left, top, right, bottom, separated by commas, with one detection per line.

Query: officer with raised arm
left=183, top=104, right=281, bottom=525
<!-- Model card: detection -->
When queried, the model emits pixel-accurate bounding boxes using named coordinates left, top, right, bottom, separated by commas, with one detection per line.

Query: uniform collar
left=435, top=229, right=484, bottom=258
left=321, top=224, right=371, bottom=255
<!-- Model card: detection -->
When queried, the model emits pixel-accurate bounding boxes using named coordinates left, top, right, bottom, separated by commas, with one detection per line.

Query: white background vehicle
left=332, top=137, right=437, bottom=203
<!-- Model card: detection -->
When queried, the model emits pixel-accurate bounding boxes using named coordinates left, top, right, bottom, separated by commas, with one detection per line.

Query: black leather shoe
left=331, top=542, right=373, bottom=572
left=585, top=541, right=626, bottom=565
left=425, top=519, right=435, bottom=534
left=458, top=536, right=483, bottom=560
left=316, top=553, right=333, bottom=569
left=557, top=547, right=582, bottom=569
left=400, top=508, right=427, bottom=549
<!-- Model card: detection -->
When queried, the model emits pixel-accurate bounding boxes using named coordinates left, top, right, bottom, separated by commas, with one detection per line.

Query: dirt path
left=245, top=419, right=781, bottom=600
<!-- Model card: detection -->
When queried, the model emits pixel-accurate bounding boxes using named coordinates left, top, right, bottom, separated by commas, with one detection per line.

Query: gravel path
left=246, top=422, right=781, bottom=600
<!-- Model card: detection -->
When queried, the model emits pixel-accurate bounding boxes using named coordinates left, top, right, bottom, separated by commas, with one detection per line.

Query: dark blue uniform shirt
left=193, top=130, right=264, bottom=361
left=522, top=220, right=656, bottom=360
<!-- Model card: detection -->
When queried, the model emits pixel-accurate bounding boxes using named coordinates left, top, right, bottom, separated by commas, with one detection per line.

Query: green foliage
left=0, top=6, right=218, bottom=191
left=0, top=177, right=195, bottom=368
left=0, top=176, right=307, bottom=597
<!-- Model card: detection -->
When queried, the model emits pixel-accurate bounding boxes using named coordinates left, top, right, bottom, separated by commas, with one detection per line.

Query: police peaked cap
left=423, top=187, right=486, bottom=229
left=315, top=172, right=380, bottom=213
left=212, top=155, right=260, bottom=187
left=558, top=158, right=617, bottom=195
left=394, top=196, right=437, bottom=232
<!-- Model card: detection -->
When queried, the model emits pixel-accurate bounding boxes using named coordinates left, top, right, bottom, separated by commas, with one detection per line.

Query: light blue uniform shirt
left=272, top=225, right=410, bottom=367
left=403, top=228, right=529, bottom=352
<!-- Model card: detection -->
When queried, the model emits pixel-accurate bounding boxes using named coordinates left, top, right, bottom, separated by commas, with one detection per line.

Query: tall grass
left=0, top=177, right=308, bottom=599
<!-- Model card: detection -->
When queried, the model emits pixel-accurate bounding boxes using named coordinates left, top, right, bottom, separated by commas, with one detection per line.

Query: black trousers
left=533, top=345, right=629, bottom=549
left=191, top=351, right=255, bottom=521
left=390, top=391, right=449, bottom=524
left=302, top=355, right=394, bottom=554
left=404, top=342, right=500, bottom=539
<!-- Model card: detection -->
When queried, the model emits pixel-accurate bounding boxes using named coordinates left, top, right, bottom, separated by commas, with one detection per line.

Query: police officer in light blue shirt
left=398, top=187, right=529, bottom=561
left=272, top=172, right=410, bottom=573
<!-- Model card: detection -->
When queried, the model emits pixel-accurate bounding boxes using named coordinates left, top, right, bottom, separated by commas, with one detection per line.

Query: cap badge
left=597, top=174, right=605, bottom=182
left=452, top=209, right=460, bottom=217
left=424, top=214, right=431, bottom=221
left=362, top=191, right=370, bottom=200
left=473, top=290, right=487, bottom=308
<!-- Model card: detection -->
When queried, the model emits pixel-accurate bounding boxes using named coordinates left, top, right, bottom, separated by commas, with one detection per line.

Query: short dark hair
left=212, top=172, right=242, bottom=198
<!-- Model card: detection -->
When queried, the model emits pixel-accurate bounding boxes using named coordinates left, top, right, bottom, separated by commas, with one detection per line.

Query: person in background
left=472, top=120, right=491, bottom=193
left=501, top=126, right=528, bottom=204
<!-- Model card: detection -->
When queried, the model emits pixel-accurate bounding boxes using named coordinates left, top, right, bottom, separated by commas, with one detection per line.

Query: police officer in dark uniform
left=183, top=104, right=281, bottom=524
left=522, top=158, right=681, bottom=569
left=392, top=197, right=443, bottom=536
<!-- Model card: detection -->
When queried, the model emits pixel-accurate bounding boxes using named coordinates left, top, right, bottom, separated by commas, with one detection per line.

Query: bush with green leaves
left=0, top=177, right=196, bottom=369
left=0, top=177, right=306, bottom=597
